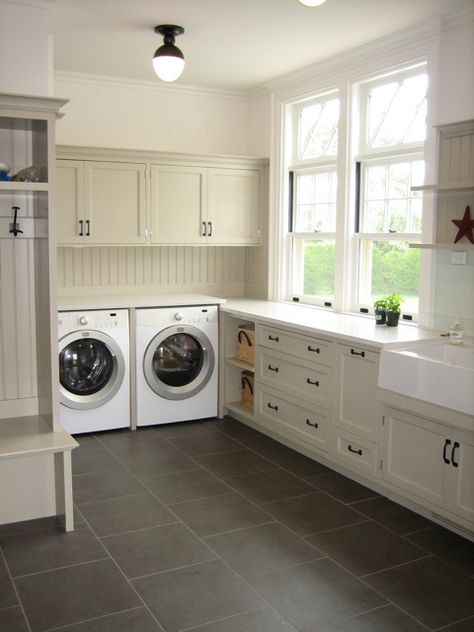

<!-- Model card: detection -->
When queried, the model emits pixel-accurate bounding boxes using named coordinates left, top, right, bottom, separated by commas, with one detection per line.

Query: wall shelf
left=409, top=243, right=474, bottom=250
left=0, top=181, right=49, bottom=192
left=225, top=356, right=255, bottom=372
left=411, top=181, right=474, bottom=192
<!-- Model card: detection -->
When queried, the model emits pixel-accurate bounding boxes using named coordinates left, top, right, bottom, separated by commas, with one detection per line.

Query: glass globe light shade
left=298, top=0, right=328, bottom=6
left=153, top=46, right=185, bottom=82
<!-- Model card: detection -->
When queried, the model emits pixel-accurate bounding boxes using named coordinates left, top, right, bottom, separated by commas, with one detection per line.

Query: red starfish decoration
left=452, top=206, right=474, bottom=244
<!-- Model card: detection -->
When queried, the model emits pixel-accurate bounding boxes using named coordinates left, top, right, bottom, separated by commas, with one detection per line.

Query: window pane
left=298, top=98, right=339, bottom=160
left=293, top=239, right=335, bottom=300
left=358, top=240, right=421, bottom=313
left=367, top=73, right=427, bottom=148
left=293, top=171, right=337, bottom=232
left=362, top=160, right=424, bottom=233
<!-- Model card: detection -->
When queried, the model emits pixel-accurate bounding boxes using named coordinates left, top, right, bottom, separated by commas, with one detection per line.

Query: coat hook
left=9, top=206, right=23, bottom=237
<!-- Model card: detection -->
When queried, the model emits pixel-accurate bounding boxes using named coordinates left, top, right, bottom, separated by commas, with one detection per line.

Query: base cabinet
left=381, top=407, right=474, bottom=529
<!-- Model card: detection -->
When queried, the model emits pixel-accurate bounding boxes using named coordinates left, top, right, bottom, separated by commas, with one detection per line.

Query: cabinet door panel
left=150, top=165, right=206, bottom=244
left=337, top=345, right=379, bottom=441
left=448, top=433, right=474, bottom=524
left=381, top=408, right=445, bottom=507
left=56, top=160, right=84, bottom=245
left=207, top=168, right=260, bottom=244
left=85, top=162, right=147, bottom=244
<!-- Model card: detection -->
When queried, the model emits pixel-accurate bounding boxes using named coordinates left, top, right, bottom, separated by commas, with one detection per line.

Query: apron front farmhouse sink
left=378, top=340, right=474, bottom=416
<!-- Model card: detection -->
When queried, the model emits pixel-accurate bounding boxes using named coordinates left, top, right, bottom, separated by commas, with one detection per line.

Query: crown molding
left=265, top=17, right=441, bottom=98
left=442, top=4, right=474, bottom=31
left=0, top=0, right=56, bottom=9
left=54, top=71, right=250, bottom=102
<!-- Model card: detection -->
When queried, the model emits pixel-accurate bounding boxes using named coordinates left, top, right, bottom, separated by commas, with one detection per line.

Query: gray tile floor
left=1, top=417, right=473, bottom=632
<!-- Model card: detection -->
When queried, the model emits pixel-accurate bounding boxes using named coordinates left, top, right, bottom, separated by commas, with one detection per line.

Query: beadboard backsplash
left=56, top=245, right=268, bottom=299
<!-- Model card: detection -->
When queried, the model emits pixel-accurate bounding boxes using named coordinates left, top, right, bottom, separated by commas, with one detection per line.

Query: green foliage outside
left=303, top=241, right=421, bottom=299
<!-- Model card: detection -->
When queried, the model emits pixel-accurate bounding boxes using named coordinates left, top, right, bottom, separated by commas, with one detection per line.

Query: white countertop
left=221, top=299, right=440, bottom=349
left=58, top=293, right=227, bottom=311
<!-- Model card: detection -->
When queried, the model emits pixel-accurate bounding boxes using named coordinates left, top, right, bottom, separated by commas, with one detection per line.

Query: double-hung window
left=288, top=93, right=340, bottom=306
left=353, top=67, right=428, bottom=318
left=282, top=64, right=428, bottom=319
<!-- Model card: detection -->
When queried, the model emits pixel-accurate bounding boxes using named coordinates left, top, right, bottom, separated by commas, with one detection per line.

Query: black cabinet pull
left=202, top=221, right=207, bottom=237
left=306, top=378, right=319, bottom=386
left=268, top=335, right=279, bottom=342
left=79, top=219, right=84, bottom=236
left=306, top=419, right=319, bottom=428
left=268, top=364, right=279, bottom=372
left=85, top=219, right=90, bottom=236
left=348, top=445, right=362, bottom=456
left=267, top=402, right=278, bottom=411
left=207, top=221, right=212, bottom=237
left=451, top=441, right=460, bottom=468
left=308, top=345, right=320, bottom=353
left=350, top=349, right=365, bottom=358
left=443, top=439, right=451, bottom=464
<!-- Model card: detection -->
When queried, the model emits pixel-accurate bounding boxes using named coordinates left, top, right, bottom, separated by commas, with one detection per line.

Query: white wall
left=436, top=9, right=474, bottom=125
left=54, top=74, right=250, bottom=156
left=0, top=1, right=51, bottom=95
left=432, top=9, right=474, bottom=336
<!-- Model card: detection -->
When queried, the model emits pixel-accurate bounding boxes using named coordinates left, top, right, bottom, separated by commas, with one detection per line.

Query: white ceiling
left=51, top=0, right=474, bottom=92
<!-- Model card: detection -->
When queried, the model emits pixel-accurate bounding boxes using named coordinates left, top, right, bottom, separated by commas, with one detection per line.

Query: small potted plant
left=385, top=293, right=404, bottom=327
left=373, top=297, right=387, bottom=325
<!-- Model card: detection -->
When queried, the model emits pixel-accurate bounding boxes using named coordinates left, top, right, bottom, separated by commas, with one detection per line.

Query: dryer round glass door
left=59, top=331, right=125, bottom=410
left=143, top=325, right=215, bottom=400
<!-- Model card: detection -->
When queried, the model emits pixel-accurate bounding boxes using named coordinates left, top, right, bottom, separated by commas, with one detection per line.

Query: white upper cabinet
left=207, top=168, right=260, bottom=245
left=56, top=159, right=147, bottom=245
left=150, top=164, right=206, bottom=245
left=56, top=160, right=84, bottom=246
left=56, top=148, right=266, bottom=247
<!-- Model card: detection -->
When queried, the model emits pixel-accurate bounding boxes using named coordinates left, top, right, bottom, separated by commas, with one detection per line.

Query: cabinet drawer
left=257, top=325, right=334, bottom=367
left=256, top=385, right=329, bottom=452
left=257, top=349, right=333, bottom=409
left=334, top=429, right=378, bottom=478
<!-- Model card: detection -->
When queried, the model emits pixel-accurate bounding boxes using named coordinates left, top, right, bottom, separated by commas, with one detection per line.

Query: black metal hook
left=9, top=206, right=23, bottom=237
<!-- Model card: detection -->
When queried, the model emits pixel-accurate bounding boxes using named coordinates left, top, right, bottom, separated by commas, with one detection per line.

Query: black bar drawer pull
left=348, top=445, right=362, bottom=456
left=202, top=221, right=206, bottom=237
left=79, top=219, right=84, bottom=236
left=268, top=364, right=279, bottom=372
left=85, top=219, right=90, bottom=236
left=306, top=378, right=319, bottom=386
left=451, top=441, right=460, bottom=467
left=268, top=335, right=279, bottom=342
left=267, top=402, right=278, bottom=411
left=307, top=345, right=320, bottom=353
left=350, top=349, right=365, bottom=358
left=306, top=419, right=319, bottom=428
left=443, top=439, right=451, bottom=464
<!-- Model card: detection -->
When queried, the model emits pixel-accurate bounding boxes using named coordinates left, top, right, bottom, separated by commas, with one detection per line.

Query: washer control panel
left=58, top=309, right=128, bottom=333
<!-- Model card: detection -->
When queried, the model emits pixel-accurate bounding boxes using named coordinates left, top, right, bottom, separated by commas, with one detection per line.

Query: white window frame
left=349, top=65, right=428, bottom=320
left=287, top=91, right=341, bottom=307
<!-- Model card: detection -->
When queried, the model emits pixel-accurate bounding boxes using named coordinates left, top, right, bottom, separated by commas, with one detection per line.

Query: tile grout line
left=0, top=545, right=33, bottom=632
left=39, top=605, right=146, bottom=632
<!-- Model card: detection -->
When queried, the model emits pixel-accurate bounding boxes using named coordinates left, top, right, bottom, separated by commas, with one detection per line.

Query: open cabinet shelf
left=0, top=92, right=76, bottom=531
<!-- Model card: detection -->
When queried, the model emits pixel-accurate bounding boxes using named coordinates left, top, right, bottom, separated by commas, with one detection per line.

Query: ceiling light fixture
left=153, top=24, right=185, bottom=82
left=297, top=0, right=328, bottom=6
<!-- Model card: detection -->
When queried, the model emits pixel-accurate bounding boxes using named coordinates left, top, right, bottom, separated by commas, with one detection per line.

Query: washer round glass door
left=143, top=325, right=214, bottom=400
left=59, top=331, right=125, bottom=410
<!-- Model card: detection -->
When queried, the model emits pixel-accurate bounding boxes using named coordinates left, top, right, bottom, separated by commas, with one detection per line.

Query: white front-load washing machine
left=58, top=309, right=130, bottom=434
left=136, top=305, right=218, bottom=426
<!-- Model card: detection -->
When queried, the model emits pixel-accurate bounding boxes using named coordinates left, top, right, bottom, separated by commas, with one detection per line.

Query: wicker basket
left=236, top=324, right=255, bottom=365
left=240, top=370, right=254, bottom=411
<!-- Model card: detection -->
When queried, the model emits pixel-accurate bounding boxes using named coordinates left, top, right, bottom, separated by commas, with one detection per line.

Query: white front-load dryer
left=136, top=305, right=218, bottom=426
left=58, top=309, right=130, bottom=434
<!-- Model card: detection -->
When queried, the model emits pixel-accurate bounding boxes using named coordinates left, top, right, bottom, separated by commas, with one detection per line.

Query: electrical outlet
left=450, top=251, right=467, bottom=265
